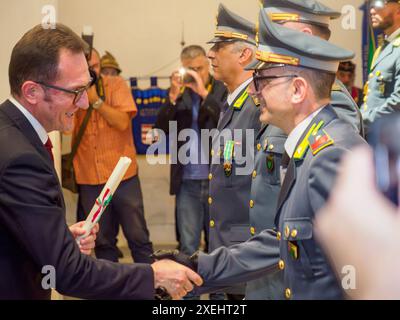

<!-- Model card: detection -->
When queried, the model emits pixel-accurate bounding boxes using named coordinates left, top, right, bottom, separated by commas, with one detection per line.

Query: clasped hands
left=151, top=249, right=203, bottom=300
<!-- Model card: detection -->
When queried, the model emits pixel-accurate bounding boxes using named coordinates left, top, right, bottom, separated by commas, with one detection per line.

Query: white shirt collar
left=387, top=27, right=400, bottom=43
left=284, top=107, right=324, bottom=158
left=9, top=97, right=48, bottom=144
left=227, top=77, right=253, bottom=106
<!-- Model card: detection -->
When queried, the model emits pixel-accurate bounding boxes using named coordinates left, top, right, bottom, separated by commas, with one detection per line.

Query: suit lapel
left=216, top=86, right=249, bottom=131
left=256, top=123, right=268, bottom=141
left=0, top=100, right=57, bottom=172
left=275, top=157, right=296, bottom=225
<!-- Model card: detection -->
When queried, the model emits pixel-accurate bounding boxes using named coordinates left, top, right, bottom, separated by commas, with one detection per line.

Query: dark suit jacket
left=155, top=77, right=227, bottom=195
left=0, top=99, right=154, bottom=300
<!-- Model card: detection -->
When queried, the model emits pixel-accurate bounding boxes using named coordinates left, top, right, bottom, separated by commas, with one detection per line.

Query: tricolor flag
left=360, top=2, right=383, bottom=83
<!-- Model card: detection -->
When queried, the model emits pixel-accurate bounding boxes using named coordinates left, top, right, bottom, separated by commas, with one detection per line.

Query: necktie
left=44, top=138, right=54, bottom=162
left=280, top=151, right=290, bottom=184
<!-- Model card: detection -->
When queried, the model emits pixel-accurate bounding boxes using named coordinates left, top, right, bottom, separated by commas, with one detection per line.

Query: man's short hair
left=9, top=23, right=88, bottom=96
left=284, top=65, right=335, bottom=100
left=180, top=45, right=207, bottom=60
left=230, top=40, right=257, bottom=60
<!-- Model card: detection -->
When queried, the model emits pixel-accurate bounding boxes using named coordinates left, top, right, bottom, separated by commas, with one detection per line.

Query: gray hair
left=180, top=45, right=206, bottom=60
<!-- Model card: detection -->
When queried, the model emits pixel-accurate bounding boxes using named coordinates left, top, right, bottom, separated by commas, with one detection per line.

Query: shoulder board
left=393, top=37, right=400, bottom=47
left=308, top=127, right=334, bottom=156
left=293, top=120, right=325, bottom=160
left=233, top=89, right=249, bottom=110
left=331, top=82, right=342, bottom=92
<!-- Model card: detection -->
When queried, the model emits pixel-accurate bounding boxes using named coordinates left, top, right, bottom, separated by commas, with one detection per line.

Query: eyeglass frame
left=252, top=73, right=298, bottom=92
left=35, top=78, right=93, bottom=105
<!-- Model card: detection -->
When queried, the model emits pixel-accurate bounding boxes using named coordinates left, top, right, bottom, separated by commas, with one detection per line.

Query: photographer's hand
left=169, top=71, right=183, bottom=104
left=184, top=69, right=209, bottom=100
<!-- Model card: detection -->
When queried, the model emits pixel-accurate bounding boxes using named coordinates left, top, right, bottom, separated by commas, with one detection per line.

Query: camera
left=368, top=114, right=400, bottom=205
left=178, top=67, right=195, bottom=84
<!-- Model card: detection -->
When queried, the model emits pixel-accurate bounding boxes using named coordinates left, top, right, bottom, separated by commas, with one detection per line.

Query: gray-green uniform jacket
left=198, top=105, right=367, bottom=299
left=208, top=85, right=261, bottom=294
left=362, top=35, right=400, bottom=133
left=244, top=84, right=362, bottom=299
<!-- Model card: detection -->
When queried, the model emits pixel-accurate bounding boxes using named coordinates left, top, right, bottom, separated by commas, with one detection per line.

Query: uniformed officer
left=362, top=0, right=400, bottom=134
left=156, top=9, right=367, bottom=300
left=206, top=4, right=261, bottom=299
left=245, top=0, right=365, bottom=299
left=261, top=0, right=364, bottom=136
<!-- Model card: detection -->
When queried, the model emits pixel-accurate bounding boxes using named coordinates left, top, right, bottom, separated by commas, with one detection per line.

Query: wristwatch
left=92, top=98, right=104, bottom=110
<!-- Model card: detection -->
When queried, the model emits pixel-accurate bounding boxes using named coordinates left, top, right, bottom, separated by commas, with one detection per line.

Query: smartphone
left=368, top=114, right=400, bottom=205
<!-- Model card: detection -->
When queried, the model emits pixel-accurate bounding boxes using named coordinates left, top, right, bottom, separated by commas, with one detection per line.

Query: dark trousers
left=78, top=175, right=154, bottom=263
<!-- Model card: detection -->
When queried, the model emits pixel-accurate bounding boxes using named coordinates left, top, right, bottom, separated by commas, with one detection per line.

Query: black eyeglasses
left=36, top=78, right=93, bottom=105
left=252, top=74, right=298, bottom=92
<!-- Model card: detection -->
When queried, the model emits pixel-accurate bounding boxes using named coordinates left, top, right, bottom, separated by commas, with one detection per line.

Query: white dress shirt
left=227, top=77, right=253, bottom=106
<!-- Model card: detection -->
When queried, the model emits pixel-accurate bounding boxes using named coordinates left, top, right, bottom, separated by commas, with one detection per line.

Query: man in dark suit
left=0, top=23, right=202, bottom=300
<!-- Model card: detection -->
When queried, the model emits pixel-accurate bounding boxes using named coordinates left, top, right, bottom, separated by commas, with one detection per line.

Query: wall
left=56, top=0, right=364, bottom=87
left=1, top=0, right=365, bottom=98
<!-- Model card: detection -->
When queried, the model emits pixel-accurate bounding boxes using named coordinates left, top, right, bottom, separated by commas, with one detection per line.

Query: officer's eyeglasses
left=36, top=78, right=93, bottom=105
left=252, top=74, right=298, bottom=92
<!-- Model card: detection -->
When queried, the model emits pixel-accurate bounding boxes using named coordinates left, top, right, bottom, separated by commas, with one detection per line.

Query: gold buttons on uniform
left=210, top=220, right=215, bottom=228
left=369, top=73, right=373, bottom=79
left=285, top=288, right=292, bottom=299
left=257, top=143, right=261, bottom=151
left=208, top=173, right=213, bottom=180
left=291, top=229, right=298, bottom=239
left=278, top=260, right=285, bottom=270
left=208, top=197, right=213, bottom=205
left=211, top=150, right=215, bottom=157
left=250, top=227, right=255, bottom=235
left=250, top=200, right=254, bottom=208
left=285, top=225, right=290, bottom=238
left=277, top=231, right=282, bottom=241
left=252, top=170, right=257, bottom=178
left=268, top=144, right=274, bottom=151
left=217, top=149, right=222, bottom=157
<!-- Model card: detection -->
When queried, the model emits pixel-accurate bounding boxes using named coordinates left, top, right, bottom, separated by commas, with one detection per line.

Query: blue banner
left=130, top=77, right=168, bottom=154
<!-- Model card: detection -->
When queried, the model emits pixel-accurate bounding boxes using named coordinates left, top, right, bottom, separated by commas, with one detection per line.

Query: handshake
left=150, top=250, right=202, bottom=300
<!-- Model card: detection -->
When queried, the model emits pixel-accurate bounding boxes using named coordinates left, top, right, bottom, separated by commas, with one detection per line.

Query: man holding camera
left=73, top=48, right=154, bottom=264
left=155, top=45, right=227, bottom=267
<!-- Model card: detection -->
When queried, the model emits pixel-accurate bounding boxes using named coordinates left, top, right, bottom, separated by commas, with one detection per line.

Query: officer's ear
left=300, top=27, right=313, bottom=36
left=290, top=77, right=308, bottom=105
left=20, top=81, right=45, bottom=105
left=239, top=47, right=254, bottom=65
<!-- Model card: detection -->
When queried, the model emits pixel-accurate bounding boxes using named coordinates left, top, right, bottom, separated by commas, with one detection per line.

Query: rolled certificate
left=77, top=157, right=132, bottom=241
